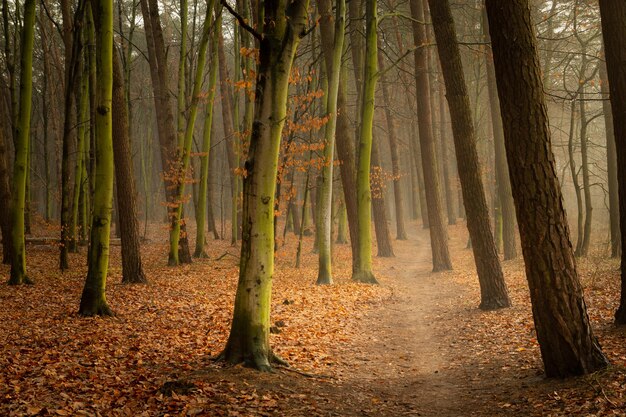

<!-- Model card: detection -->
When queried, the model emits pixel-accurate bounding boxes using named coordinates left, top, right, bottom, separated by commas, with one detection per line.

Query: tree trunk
left=79, top=0, right=114, bottom=316
left=194, top=2, right=219, bottom=258
left=220, top=0, right=309, bottom=371
left=438, top=86, right=456, bottom=226
left=316, top=0, right=345, bottom=285
left=139, top=0, right=191, bottom=263
left=216, top=15, right=239, bottom=245
left=428, top=0, right=510, bottom=310
left=8, top=0, right=36, bottom=285
left=599, top=0, right=626, bottom=324
left=598, top=52, right=620, bottom=259
left=0, top=103, right=12, bottom=264
left=111, top=46, right=147, bottom=284
left=482, top=8, right=516, bottom=260
left=378, top=41, right=408, bottom=240
left=410, top=0, right=452, bottom=271
left=486, top=0, right=608, bottom=377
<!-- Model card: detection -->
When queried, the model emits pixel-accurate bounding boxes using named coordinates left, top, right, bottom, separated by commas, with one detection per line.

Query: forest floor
left=1, top=218, right=626, bottom=416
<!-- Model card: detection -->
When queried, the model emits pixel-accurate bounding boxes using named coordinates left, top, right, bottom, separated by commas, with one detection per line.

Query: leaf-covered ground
left=1, top=219, right=625, bottom=416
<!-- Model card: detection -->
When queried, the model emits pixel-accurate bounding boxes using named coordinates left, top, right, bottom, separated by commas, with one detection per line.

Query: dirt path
left=325, top=228, right=467, bottom=416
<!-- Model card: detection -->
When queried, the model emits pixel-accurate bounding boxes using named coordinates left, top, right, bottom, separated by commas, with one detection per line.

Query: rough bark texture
left=429, top=0, right=509, bottom=310
left=220, top=0, right=309, bottom=371
left=112, top=50, right=147, bottom=284
left=486, top=0, right=608, bottom=377
left=438, top=87, right=456, bottom=226
left=409, top=0, right=452, bottom=271
left=482, top=9, right=517, bottom=260
left=0, top=108, right=12, bottom=264
left=599, top=1, right=626, bottom=325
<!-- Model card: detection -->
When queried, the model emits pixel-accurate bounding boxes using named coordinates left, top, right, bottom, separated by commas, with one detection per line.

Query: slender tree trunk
left=429, top=0, right=510, bottom=310
left=316, top=0, right=345, bottom=285
left=0, top=103, right=12, bottom=264
left=371, top=136, right=394, bottom=257
left=8, top=0, right=36, bottom=285
left=598, top=52, right=620, bottom=258
left=112, top=47, right=147, bottom=284
left=79, top=0, right=114, bottom=316
left=579, top=85, right=592, bottom=257
left=219, top=0, right=309, bottom=371
left=567, top=100, right=584, bottom=256
left=486, top=0, right=608, bottom=377
left=410, top=0, right=452, bottom=271
left=378, top=42, right=407, bottom=240
left=194, top=2, right=219, bottom=258
left=599, top=0, right=626, bottom=324
left=438, top=87, right=456, bottom=226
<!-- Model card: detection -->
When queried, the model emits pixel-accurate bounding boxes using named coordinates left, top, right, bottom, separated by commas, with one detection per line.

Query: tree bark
left=220, top=0, right=310, bottom=371
left=486, top=0, right=608, bottom=377
left=316, top=0, right=346, bottom=284
left=79, top=0, right=114, bottom=316
left=8, top=0, right=36, bottom=285
left=428, top=0, right=509, bottom=310
left=378, top=41, right=407, bottom=240
left=599, top=0, right=626, bottom=324
left=111, top=47, right=147, bottom=284
left=410, top=0, right=452, bottom=271
left=482, top=8, right=517, bottom=260
left=0, top=101, right=12, bottom=264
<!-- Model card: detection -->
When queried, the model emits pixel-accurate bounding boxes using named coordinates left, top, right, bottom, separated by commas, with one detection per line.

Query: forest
left=1, top=0, right=626, bottom=415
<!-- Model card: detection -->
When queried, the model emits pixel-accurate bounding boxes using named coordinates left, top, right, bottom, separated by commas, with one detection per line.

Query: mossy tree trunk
left=168, top=0, right=214, bottom=265
left=428, top=0, right=510, bottom=310
left=194, top=2, right=219, bottom=259
left=487, top=0, right=608, bottom=377
left=220, top=0, right=310, bottom=371
left=8, top=0, right=36, bottom=285
left=79, top=0, right=114, bottom=316
left=316, top=0, right=345, bottom=285
left=351, top=0, right=379, bottom=283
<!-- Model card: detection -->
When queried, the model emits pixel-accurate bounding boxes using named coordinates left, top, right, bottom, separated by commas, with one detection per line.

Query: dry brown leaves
left=438, top=223, right=626, bottom=416
left=0, top=221, right=390, bottom=416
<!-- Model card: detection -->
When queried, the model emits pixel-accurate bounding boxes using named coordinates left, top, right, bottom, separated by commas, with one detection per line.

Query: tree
left=351, top=0, right=379, bottom=283
left=112, top=45, right=147, bottom=284
left=428, top=0, right=510, bottom=310
left=8, top=0, right=36, bottom=285
left=485, top=0, right=608, bottom=377
left=482, top=8, right=516, bottom=260
left=194, top=1, right=219, bottom=259
left=316, top=0, right=346, bottom=285
left=79, top=0, right=114, bottom=316
left=219, top=0, right=310, bottom=371
left=169, top=0, right=214, bottom=264
left=598, top=0, right=626, bottom=324
left=409, top=0, right=452, bottom=272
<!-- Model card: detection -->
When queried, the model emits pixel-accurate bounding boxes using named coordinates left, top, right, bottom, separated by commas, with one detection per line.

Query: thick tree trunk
left=482, top=9, right=517, bottom=260
left=220, top=0, right=309, bottom=371
left=410, top=0, right=452, bottom=271
left=112, top=48, right=147, bottom=284
left=428, top=0, right=510, bottom=310
left=599, top=1, right=626, bottom=324
left=79, top=0, right=114, bottom=316
left=486, top=0, right=608, bottom=377
left=8, top=0, right=36, bottom=285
